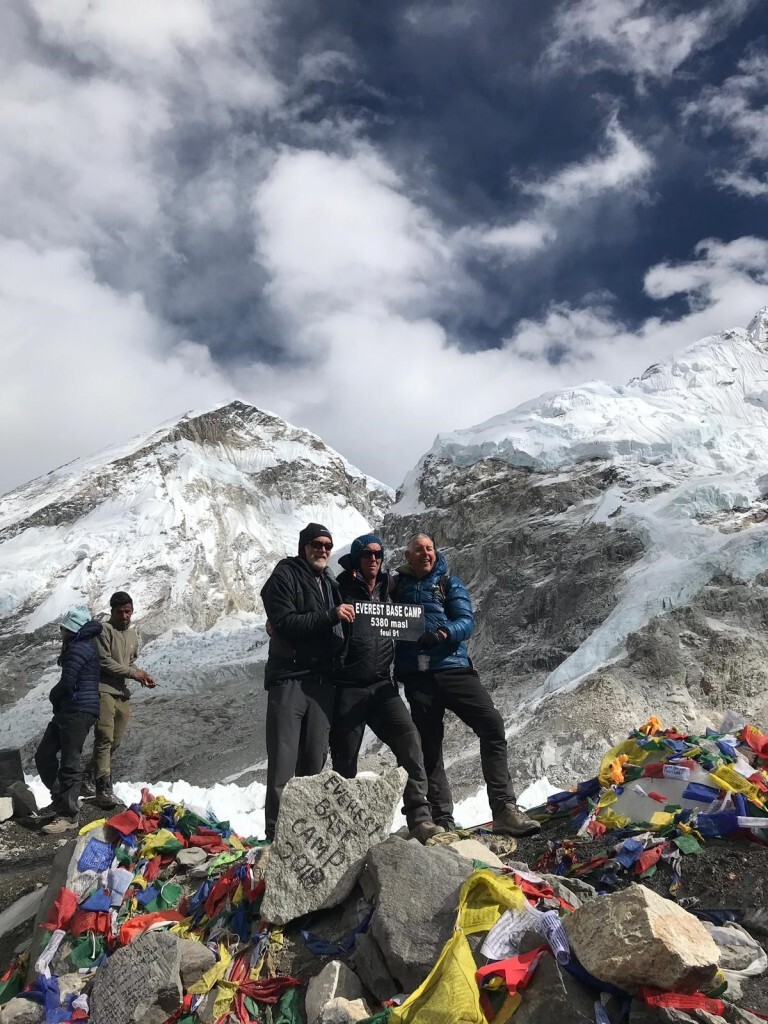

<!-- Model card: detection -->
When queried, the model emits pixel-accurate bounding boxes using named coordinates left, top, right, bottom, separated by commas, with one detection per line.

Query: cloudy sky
left=2, top=0, right=768, bottom=493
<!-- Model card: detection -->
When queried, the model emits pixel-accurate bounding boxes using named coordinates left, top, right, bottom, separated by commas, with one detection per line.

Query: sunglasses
left=360, top=549, right=383, bottom=560
left=309, top=541, right=333, bottom=551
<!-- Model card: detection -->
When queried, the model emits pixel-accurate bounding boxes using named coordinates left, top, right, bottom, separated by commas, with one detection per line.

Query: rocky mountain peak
left=0, top=402, right=392, bottom=770
left=385, top=309, right=768, bottom=792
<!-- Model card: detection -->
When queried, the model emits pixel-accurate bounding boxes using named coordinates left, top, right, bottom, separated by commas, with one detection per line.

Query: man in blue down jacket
left=330, top=534, right=442, bottom=844
left=260, top=523, right=355, bottom=842
left=35, top=606, right=102, bottom=831
left=393, top=534, right=540, bottom=836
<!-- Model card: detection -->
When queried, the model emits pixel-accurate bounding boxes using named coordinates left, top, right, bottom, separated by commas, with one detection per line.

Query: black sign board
left=353, top=602, right=424, bottom=640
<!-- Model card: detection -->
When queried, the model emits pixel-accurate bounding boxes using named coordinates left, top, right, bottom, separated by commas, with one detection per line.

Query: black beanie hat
left=298, top=523, right=333, bottom=556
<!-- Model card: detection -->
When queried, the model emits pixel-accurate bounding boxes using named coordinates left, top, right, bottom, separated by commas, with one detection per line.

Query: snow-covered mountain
left=0, top=401, right=391, bottom=781
left=385, top=308, right=768, bottom=791
left=6, top=312, right=768, bottom=800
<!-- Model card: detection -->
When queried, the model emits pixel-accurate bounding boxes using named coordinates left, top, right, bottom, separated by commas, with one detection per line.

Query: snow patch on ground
left=26, top=771, right=559, bottom=839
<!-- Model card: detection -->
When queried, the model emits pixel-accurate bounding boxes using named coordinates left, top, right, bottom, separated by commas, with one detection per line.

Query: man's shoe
left=408, top=821, right=445, bottom=844
left=492, top=804, right=541, bottom=837
left=41, top=815, right=79, bottom=835
left=79, top=772, right=96, bottom=798
left=435, top=816, right=459, bottom=832
left=95, top=777, right=117, bottom=810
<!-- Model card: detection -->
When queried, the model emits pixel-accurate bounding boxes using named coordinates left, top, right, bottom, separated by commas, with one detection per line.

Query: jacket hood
left=75, top=620, right=103, bottom=641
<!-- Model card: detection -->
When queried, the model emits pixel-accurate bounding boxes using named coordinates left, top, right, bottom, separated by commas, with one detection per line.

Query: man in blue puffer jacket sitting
left=393, top=534, right=540, bottom=837
left=34, top=606, right=102, bottom=832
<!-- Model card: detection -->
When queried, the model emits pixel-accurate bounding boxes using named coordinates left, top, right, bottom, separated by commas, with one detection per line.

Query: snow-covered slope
left=386, top=309, right=768, bottom=789
left=0, top=401, right=392, bottom=774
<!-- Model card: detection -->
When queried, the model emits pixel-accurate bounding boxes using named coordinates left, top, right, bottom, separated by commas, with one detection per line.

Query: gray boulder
left=0, top=998, right=44, bottom=1024
left=176, top=848, right=208, bottom=870
left=360, top=835, right=474, bottom=993
left=262, top=768, right=406, bottom=926
left=512, top=952, right=595, bottom=1023
left=352, top=932, right=398, bottom=1003
left=89, top=931, right=182, bottom=1024
left=178, top=939, right=217, bottom=989
left=305, top=961, right=369, bottom=1024
left=317, top=998, right=372, bottom=1023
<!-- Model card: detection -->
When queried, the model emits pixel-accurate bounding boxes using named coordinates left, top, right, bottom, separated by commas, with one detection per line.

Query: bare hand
left=335, top=603, right=356, bottom=623
left=135, top=669, right=157, bottom=688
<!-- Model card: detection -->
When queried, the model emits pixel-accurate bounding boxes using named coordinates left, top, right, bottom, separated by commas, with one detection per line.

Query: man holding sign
left=394, top=534, right=540, bottom=837
left=261, top=523, right=355, bottom=842
left=330, top=534, right=442, bottom=844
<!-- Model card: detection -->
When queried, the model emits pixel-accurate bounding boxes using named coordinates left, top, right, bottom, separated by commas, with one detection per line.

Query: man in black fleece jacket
left=260, top=523, right=355, bottom=841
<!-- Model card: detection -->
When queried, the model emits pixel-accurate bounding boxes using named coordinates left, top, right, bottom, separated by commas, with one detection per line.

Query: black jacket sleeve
left=261, top=562, right=336, bottom=641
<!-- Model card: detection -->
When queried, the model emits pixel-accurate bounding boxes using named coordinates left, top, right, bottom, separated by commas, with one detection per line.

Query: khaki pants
left=91, top=691, right=131, bottom=782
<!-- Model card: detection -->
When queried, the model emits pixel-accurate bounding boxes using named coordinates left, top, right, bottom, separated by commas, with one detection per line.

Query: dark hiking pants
left=265, top=678, right=334, bottom=841
left=330, top=679, right=431, bottom=829
left=401, top=667, right=515, bottom=823
left=35, top=709, right=97, bottom=816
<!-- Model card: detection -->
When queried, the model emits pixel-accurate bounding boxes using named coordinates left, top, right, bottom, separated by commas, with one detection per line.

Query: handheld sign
left=353, top=602, right=424, bottom=640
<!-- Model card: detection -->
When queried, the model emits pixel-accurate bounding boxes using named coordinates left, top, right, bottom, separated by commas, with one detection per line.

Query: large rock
left=8, top=782, right=36, bottom=818
left=0, top=748, right=24, bottom=796
left=512, top=951, right=595, bottom=1023
left=563, top=885, right=720, bottom=994
left=178, top=939, right=217, bottom=989
left=176, top=848, right=208, bottom=870
left=352, top=932, right=398, bottom=1003
left=262, top=768, right=406, bottom=926
left=89, top=931, right=183, bottom=1024
left=317, top=998, right=371, bottom=1023
left=305, top=961, right=369, bottom=1024
left=26, top=825, right=113, bottom=983
left=360, top=835, right=474, bottom=994
left=0, top=998, right=44, bottom=1024
left=443, top=838, right=505, bottom=869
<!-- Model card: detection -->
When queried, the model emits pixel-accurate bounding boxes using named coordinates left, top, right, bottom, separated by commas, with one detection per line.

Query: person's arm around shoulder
left=439, top=575, right=475, bottom=645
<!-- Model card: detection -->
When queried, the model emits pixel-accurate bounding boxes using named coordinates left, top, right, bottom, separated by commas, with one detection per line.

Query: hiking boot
left=408, top=821, right=445, bottom=844
left=95, top=777, right=117, bottom=810
left=492, top=804, right=541, bottom=837
left=41, top=815, right=79, bottom=835
left=79, top=771, right=96, bottom=798
left=36, top=803, right=59, bottom=820
left=435, top=816, right=459, bottom=832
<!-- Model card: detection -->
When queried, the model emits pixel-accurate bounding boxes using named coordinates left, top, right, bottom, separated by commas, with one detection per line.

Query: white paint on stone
left=262, top=767, right=406, bottom=926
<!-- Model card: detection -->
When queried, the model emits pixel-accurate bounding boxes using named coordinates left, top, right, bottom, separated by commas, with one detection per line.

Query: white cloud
left=684, top=48, right=768, bottom=199
left=545, top=0, right=757, bottom=86
left=464, top=114, right=651, bottom=263
left=0, top=241, right=230, bottom=493
left=519, top=114, right=652, bottom=205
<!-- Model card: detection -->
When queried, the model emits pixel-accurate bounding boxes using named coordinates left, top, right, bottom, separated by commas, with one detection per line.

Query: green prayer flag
left=272, top=987, right=305, bottom=1024
left=674, top=834, right=702, bottom=855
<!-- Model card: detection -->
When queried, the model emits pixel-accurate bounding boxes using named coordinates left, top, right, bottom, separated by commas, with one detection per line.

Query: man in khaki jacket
left=86, top=591, right=156, bottom=808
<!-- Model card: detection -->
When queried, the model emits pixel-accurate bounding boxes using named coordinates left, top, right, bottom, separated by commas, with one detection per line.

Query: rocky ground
left=3, top=783, right=768, bottom=1017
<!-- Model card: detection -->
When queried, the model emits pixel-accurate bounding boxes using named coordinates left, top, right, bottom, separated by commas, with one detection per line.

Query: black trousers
left=264, top=678, right=334, bottom=840
left=330, top=680, right=431, bottom=829
left=401, top=668, right=515, bottom=822
left=35, top=709, right=96, bottom=816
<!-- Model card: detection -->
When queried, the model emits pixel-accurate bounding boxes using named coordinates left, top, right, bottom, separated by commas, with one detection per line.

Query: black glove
left=417, top=631, right=441, bottom=650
